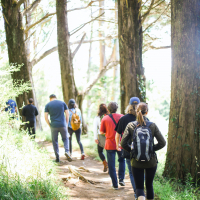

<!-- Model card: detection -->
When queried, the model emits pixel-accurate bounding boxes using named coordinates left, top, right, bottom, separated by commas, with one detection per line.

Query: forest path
left=38, top=141, right=135, bottom=200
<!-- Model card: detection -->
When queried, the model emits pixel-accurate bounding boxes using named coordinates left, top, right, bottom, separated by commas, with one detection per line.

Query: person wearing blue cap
left=115, top=97, right=140, bottom=199
left=5, top=99, right=18, bottom=119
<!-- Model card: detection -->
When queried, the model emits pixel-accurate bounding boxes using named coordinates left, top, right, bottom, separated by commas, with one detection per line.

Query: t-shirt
left=115, top=114, right=136, bottom=135
left=44, top=100, right=68, bottom=128
left=22, top=104, right=38, bottom=122
left=100, top=113, right=123, bottom=150
left=5, top=99, right=17, bottom=114
left=68, top=108, right=82, bottom=129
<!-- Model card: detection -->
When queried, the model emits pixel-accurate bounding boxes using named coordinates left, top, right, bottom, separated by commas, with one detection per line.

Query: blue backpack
left=131, top=121, right=154, bottom=162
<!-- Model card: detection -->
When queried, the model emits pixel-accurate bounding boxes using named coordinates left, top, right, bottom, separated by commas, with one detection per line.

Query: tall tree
left=163, top=0, right=200, bottom=181
left=1, top=0, right=34, bottom=117
left=118, top=0, right=145, bottom=114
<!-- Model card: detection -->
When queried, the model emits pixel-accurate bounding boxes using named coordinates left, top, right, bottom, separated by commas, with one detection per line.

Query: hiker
left=44, top=94, right=72, bottom=163
left=22, top=98, right=38, bottom=139
left=115, top=97, right=140, bottom=199
left=121, top=102, right=166, bottom=200
left=68, top=99, right=85, bottom=160
left=93, top=103, right=109, bottom=172
left=100, top=102, right=125, bottom=190
left=5, top=98, right=18, bottom=119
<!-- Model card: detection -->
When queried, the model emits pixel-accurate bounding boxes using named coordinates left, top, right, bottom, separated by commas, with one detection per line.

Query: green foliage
left=0, top=67, right=67, bottom=200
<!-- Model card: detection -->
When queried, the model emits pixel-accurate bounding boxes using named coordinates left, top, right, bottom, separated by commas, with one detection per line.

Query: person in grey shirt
left=44, top=94, right=72, bottom=163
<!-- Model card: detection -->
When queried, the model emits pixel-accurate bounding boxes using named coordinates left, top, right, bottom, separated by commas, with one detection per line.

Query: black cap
left=68, top=99, right=76, bottom=104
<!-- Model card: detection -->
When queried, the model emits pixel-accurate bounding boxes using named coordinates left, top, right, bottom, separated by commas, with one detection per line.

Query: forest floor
left=38, top=141, right=136, bottom=200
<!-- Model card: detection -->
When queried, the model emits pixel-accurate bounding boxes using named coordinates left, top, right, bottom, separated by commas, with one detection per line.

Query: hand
left=116, top=144, right=121, bottom=151
left=95, top=139, right=99, bottom=144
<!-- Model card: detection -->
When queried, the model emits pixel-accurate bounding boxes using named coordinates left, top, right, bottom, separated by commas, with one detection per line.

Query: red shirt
left=100, top=113, right=123, bottom=150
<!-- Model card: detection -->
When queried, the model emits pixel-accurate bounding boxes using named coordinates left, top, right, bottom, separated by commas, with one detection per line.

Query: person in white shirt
left=93, top=103, right=109, bottom=172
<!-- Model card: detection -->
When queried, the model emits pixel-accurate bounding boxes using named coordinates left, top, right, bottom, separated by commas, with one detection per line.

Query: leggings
left=132, top=165, right=157, bottom=199
left=97, top=144, right=106, bottom=161
left=68, top=127, right=84, bottom=154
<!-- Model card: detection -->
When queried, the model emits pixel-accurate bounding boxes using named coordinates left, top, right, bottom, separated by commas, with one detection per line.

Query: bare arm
left=44, top=112, right=50, bottom=127
left=15, top=107, right=18, bottom=114
left=64, top=109, right=69, bottom=125
left=115, top=132, right=121, bottom=151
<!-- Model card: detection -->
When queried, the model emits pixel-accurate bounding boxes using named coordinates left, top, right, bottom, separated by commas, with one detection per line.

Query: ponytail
left=136, top=102, right=148, bottom=126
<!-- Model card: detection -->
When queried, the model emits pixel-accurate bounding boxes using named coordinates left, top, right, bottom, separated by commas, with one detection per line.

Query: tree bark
left=2, top=0, right=34, bottom=118
left=56, top=0, right=87, bottom=133
left=163, top=0, right=200, bottom=181
left=118, top=0, right=145, bottom=114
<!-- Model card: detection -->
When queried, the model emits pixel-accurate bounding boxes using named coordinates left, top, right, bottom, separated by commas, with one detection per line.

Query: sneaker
left=53, top=158, right=60, bottom=163
left=81, top=154, right=85, bottom=160
left=119, top=179, right=125, bottom=186
left=65, top=152, right=72, bottom=162
left=112, top=185, right=118, bottom=190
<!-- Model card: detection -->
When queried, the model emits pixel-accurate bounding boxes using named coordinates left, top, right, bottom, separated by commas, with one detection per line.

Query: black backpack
left=131, top=121, right=154, bottom=162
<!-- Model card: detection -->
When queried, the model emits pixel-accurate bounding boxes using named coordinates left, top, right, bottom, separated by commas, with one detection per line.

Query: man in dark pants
left=44, top=94, right=72, bottom=163
left=22, top=98, right=38, bottom=139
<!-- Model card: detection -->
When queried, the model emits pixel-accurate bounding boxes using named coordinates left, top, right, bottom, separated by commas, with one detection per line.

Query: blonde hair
left=125, top=104, right=136, bottom=115
left=136, top=103, right=148, bottom=126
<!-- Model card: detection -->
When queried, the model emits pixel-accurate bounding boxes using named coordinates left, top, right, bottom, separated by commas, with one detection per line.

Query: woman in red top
left=100, top=102, right=124, bottom=189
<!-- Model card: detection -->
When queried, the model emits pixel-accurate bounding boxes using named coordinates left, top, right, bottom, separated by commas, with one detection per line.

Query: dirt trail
left=39, top=141, right=136, bottom=200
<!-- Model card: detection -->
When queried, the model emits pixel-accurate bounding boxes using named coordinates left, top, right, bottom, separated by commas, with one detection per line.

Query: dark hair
left=49, top=94, right=56, bottom=99
left=68, top=99, right=76, bottom=109
left=136, top=102, right=148, bottom=126
left=28, top=98, right=33, bottom=103
left=97, top=104, right=109, bottom=117
left=108, top=102, right=118, bottom=114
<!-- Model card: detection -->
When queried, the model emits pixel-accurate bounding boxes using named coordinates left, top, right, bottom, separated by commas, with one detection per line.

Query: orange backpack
left=70, top=109, right=81, bottom=130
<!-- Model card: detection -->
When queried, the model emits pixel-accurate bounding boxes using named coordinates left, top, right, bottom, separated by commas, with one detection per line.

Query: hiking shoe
left=65, top=152, right=72, bottom=162
left=81, top=154, right=85, bottom=160
left=119, top=179, right=125, bottom=186
left=53, top=158, right=60, bottom=163
left=112, top=185, right=118, bottom=190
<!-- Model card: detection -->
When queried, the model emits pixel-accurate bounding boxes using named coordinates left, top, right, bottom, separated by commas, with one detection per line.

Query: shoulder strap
left=109, top=114, right=117, bottom=126
left=145, top=121, right=153, bottom=128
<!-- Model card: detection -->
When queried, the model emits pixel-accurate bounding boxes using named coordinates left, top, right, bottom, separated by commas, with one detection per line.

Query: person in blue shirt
left=44, top=94, right=72, bottom=163
left=5, top=99, right=18, bottom=119
left=68, top=99, right=85, bottom=160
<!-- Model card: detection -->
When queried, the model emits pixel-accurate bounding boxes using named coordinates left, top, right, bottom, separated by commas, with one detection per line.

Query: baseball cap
left=49, top=94, right=56, bottom=99
left=129, top=97, right=140, bottom=105
left=68, top=99, right=76, bottom=104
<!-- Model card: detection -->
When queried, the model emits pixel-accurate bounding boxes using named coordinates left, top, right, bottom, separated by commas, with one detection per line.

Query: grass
left=0, top=116, right=68, bottom=200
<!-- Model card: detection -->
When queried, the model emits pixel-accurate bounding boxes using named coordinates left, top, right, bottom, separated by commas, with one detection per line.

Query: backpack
left=70, top=109, right=81, bottom=131
left=131, top=121, right=154, bottom=162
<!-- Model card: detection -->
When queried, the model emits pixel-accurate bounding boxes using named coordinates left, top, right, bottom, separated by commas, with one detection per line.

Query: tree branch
left=70, top=35, right=117, bottom=45
left=82, top=61, right=119, bottom=97
left=22, top=0, right=41, bottom=16
left=16, top=0, right=26, bottom=8
left=141, top=0, right=155, bottom=24
left=31, top=46, right=58, bottom=66
left=24, top=12, right=56, bottom=33
left=67, top=0, right=100, bottom=12
left=150, top=45, right=171, bottom=50
left=72, top=33, right=86, bottom=59
left=70, top=12, right=105, bottom=36
left=143, top=3, right=170, bottom=33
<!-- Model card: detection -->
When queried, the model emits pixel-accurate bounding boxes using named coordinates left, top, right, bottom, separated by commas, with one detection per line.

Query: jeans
left=68, top=127, right=84, bottom=154
left=50, top=127, right=69, bottom=159
left=25, top=120, right=36, bottom=139
left=98, top=144, right=106, bottom=161
left=106, top=150, right=125, bottom=188
left=126, top=158, right=136, bottom=192
left=132, top=165, right=157, bottom=199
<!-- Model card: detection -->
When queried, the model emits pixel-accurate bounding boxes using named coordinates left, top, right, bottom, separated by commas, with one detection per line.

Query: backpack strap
left=108, top=114, right=117, bottom=126
left=145, top=121, right=153, bottom=127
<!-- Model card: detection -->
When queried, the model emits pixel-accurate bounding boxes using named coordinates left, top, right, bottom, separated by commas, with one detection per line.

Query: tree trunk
left=2, top=0, right=34, bottom=118
left=118, top=0, right=145, bottom=114
left=24, top=1, right=42, bottom=130
left=163, top=0, right=200, bottom=181
left=56, top=0, right=88, bottom=134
